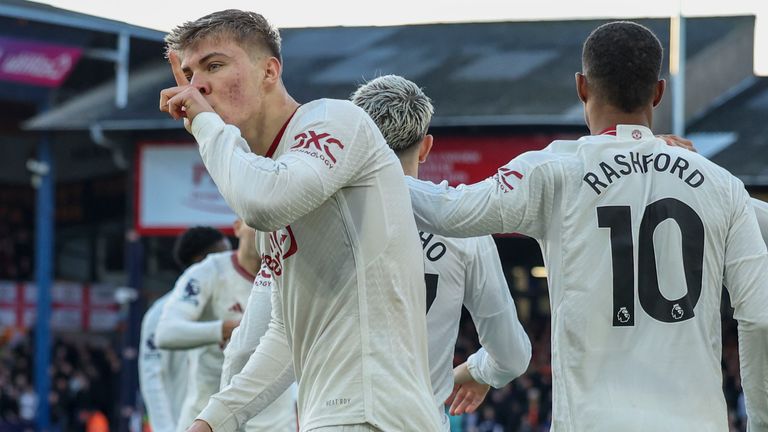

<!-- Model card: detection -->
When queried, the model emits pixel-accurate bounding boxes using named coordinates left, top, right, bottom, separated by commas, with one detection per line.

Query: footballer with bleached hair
left=352, top=74, right=434, bottom=154
left=353, top=74, right=532, bottom=431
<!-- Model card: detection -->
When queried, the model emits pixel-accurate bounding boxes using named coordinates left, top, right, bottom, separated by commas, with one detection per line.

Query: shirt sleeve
left=191, top=108, right=370, bottom=233
left=155, top=265, right=222, bottom=350
left=723, top=184, right=768, bottom=431
left=750, top=197, right=768, bottom=246
left=463, top=236, right=532, bottom=388
left=220, top=268, right=274, bottom=389
left=138, top=306, right=177, bottom=432
left=197, top=284, right=294, bottom=432
left=406, top=150, right=559, bottom=239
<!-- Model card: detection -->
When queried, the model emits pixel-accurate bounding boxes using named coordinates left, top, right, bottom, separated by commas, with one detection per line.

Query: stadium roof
left=689, top=77, right=768, bottom=186
left=24, top=15, right=755, bottom=131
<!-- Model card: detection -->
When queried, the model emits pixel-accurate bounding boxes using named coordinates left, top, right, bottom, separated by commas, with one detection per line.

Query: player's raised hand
left=159, top=51, right=214, bottom=132
left=658, top=134, right=697, bottom=153
left=445, top=362, right=490, bottom=415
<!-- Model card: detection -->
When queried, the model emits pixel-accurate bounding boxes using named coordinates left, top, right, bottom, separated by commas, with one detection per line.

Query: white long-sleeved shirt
left=139, top=294, right=188, bottom=432
left=751, top=197, right=768, bottom=245
left=421, top=231, right=531, bottom=428
left=407, top=125, right=768, bottom=432
left=219, top=264, right=297, bottom=432
left=156, top=251, right=294, bottom=432
left=192, top=99, right=440, bottom=432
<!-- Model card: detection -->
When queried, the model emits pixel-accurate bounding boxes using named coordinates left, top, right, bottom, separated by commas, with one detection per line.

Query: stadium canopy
left=21, top=14, right=767, bottom=185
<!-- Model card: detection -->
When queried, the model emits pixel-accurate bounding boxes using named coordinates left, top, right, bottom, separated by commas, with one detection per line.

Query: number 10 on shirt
left=597, top=198, right=705, bottom=327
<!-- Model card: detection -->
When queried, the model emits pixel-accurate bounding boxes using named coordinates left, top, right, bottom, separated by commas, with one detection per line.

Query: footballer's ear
left=233, top=218, right=243, bottom=235
left=652, top=79, right=666, bottom=107
left=418, top=135, right=434, bottom=164
left=264, top=56, right=282, bottom=84
left=576, top=72, right=589, bottom=104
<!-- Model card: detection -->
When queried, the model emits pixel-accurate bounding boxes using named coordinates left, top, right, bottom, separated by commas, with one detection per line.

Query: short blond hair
left=165, top=9, right=282, bottom=62
left=351, top=75, right=434, bottom=153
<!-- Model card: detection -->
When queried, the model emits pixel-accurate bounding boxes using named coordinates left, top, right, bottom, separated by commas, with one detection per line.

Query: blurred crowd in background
left=0, top=305, right=749, bottom=432
left=0, top=329, right=119, bottom=432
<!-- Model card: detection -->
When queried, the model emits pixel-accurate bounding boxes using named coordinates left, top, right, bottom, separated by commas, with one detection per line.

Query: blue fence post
left=33, top=132, right=54, bottom=431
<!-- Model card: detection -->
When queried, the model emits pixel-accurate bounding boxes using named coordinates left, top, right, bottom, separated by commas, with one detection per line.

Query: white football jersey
left=156, top=251, right=294, bottom=432
left=420, top=231, right=530, bottom=427
left=751, top=197, right=768, bottom=245
left=220, top=263, right=297, bottom=432
left=407, top=125, right=768, bottom=432
left=139, top=294, right=188, bottom=432
left=192, top=100, right=439, bottom=432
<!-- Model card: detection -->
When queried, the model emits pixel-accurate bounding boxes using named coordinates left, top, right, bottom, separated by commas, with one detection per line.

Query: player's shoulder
left=181, top=251, right=232, bottom=281
left=145, top=293, right=170, bottom=317
left=512, top=139, right=582, bottom=171
left=296, top=98, right=367, bottom=124
left=141, top=294, right=168, bottom=328
left=650, top=137, right=743, bottom=191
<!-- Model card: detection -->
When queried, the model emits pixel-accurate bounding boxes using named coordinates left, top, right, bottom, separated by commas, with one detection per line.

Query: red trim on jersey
left=231, top=252, right=256, bottom=282
left=598, top=126, right=617, bottom=136
left=265, top=106, right=301, bottom=158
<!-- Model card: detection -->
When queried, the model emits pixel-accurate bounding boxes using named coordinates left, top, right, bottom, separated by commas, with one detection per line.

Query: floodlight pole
left=671, top=5, right=687, bottom=136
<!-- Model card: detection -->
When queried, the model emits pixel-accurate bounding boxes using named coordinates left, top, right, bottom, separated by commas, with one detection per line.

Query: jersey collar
left=265, top=105, right=301, bottom=158
left=230, top=252, right=256, bottom=282
left=597, top=126, right=617, bottom=136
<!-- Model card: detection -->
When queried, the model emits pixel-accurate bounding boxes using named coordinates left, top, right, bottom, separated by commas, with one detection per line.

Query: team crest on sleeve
left=182, top=279, right=201, bottom=306
left=494, top=166, right=524, bottom=192
left=143, top=333, right=160, bottom=359
left=290, top=130, right=345, bottom=169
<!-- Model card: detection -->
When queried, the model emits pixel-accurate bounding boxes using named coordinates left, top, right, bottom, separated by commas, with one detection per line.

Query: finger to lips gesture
left=159, top=52, right=214, bottom=127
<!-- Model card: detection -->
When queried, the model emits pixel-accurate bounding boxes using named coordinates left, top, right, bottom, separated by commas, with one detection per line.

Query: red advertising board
left=0, top=37, right=82, bottom=87
left=421, top=133, right=580, bottom=185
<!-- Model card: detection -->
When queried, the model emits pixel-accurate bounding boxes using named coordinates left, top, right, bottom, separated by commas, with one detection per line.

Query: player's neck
left=235, top=248, right=260, bottom=276
left=244, top=92, right=300, bottom=156
left=588, top=105, right=652, bottom=135
left=399, top=149, right=420, bottom=177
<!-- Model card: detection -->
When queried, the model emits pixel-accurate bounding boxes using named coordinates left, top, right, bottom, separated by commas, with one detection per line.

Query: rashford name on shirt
left=583, top=151, right=705, bottom=195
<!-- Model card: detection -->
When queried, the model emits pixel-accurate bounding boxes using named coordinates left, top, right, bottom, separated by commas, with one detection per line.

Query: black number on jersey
left=425, top=273, right=439, bottom=313
left=597, top=198, right=704, bottom=327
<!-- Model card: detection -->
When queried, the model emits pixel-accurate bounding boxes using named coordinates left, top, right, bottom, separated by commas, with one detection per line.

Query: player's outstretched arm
left=723, top=184, right=768, bottom=431
left=463, top=236, right=532, bottom=387
left=406, top=152, right=556, bottom=239
left=220, top=271, right=274, bottom=388
left=155, top=266, right=225, bottom=350
left=189, top=103, right=370, bottom=233
left=193, top=285, right=294, bottom=432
